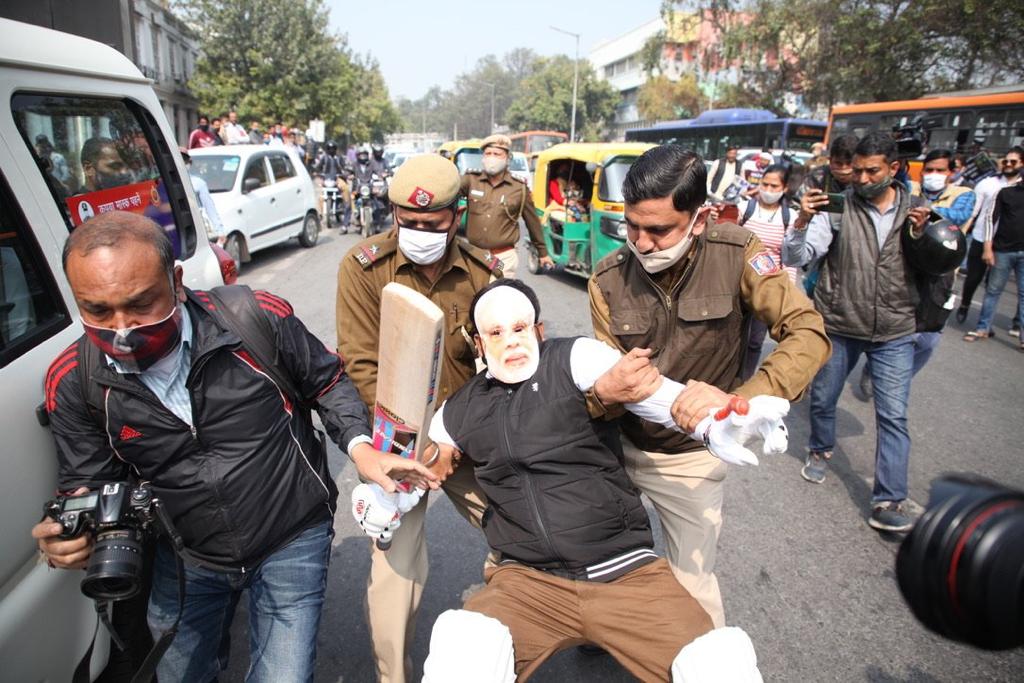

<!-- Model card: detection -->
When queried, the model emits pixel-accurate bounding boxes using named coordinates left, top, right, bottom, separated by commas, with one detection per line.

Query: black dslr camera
left=896, top=474, right=1024, bottom=650
left=45, top=482, right=160, bottom=601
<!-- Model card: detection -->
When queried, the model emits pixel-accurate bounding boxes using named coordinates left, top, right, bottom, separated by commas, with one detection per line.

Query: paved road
left=225, top=228, right=1024, bottom=682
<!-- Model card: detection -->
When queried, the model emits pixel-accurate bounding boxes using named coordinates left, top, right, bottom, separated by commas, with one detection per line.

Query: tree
left=637, top=73, right=704, bottom=121
left=703, top=0, right=1024, bottom=110
left=176, top=0, right=399, bottom=141
left=396, top=49, right=541, bottom=138
left=505, top=56, right=617, bottom=140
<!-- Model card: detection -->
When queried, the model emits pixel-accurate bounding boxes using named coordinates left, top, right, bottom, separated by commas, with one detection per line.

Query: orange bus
left=509, top=130, right=569, bottom=156
left=827, top=90, right=1024, bottom=164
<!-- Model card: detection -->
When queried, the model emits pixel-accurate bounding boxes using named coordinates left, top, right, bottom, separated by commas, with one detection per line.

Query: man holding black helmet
left=784, top=132, right=936, bottom=532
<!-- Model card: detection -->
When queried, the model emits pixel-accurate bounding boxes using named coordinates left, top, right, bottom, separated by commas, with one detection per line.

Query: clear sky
left=326, top=0, right=663, bottom=100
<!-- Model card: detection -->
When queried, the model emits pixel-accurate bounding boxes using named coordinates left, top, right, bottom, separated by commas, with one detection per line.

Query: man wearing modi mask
left=388, top=279, right=789, bottom=681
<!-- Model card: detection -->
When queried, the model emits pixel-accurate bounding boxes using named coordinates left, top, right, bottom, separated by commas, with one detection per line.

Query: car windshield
left=510, top=154, right=528, bottom=172
left=190, top=155, right=241, bottom=192
left=598, top=158, right=637, bottom=203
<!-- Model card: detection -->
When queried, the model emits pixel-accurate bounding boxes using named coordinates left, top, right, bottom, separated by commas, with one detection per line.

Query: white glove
left=691, top=395, right=790, bottom=467
left=350, top=483, right=425, bottom=543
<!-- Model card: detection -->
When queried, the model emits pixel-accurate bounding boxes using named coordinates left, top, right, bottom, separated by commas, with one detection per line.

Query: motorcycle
left=354, top=172, right=391, bottom=238
left=321, top=178, right=344, bottom=230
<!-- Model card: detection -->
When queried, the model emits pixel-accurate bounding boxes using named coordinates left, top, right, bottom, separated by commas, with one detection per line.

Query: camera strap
left=128, top=548, right=185, bottom=683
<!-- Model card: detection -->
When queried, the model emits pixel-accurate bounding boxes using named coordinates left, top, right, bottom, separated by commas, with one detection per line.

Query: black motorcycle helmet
left=372, top=143, right=384, bottom=159
left=901, top=212, right=967, bottom=276
left=325, top=141, right=337, bottom=155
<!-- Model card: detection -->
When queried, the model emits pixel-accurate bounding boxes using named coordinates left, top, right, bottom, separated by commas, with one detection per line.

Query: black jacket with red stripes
left=45, top=288, right=369, bottom=571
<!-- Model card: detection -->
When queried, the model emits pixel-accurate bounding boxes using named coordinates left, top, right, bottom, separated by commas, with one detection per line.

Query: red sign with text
left=65, top=180, right=161, bottom=227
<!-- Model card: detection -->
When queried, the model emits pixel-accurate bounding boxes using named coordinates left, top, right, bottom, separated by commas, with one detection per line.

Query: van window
left=268, top=154, right=295, bottom=181
left=243, top=157, right=270, bottom=190
left=0, top=173, right=69, bottom=368
left=11, top=93, right=195, bottom=260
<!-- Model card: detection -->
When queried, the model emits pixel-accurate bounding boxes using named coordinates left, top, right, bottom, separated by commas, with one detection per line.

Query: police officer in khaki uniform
left=588, top=145, right=830, bottom=628
left=461, top=134, right=553, bottom=277
left=336, top=154, right=501, bottom=683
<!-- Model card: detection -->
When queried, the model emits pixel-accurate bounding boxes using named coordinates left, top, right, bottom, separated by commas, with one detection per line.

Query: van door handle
left=269, top=197, right=276, bottom=203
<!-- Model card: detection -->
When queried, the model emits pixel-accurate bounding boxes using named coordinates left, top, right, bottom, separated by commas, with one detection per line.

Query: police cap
left=388, top=154, right=461, bottom=211
left=481, top=134, right=512, bottom=153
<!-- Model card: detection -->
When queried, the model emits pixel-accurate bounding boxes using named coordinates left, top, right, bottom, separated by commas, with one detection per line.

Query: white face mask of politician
left=473, top=285, right=544, bottom=384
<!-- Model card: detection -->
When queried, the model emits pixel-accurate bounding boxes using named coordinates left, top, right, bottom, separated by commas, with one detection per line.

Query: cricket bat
left=372, top=283, right=445, bottom=548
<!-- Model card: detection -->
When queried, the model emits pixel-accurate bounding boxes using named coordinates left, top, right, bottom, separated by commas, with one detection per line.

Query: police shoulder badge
left=748, top=250, right=781, bottom=276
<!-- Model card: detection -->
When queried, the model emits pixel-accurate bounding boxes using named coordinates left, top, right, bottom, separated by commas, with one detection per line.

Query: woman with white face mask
left=738, top=164, right=797, bottom=380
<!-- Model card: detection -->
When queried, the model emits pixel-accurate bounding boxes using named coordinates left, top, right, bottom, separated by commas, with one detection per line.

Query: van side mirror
left=243, top=177, right=261, bottom=193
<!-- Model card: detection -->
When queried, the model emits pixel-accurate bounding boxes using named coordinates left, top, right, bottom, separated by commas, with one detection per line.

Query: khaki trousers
left=465, top=559, right=713, bottom=681
left=366, top=463, right=487, bottom=682
left=621, top=439, right=728, bottom=628
left=494, top=248, right=518, bottom=279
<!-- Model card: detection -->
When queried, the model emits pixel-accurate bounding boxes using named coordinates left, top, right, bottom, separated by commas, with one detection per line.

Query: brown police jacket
left=589, top=222, right=831, bottom=454
left=461, top=170, right=549, bottom=257
left=336, top=229, right=502, bottom=411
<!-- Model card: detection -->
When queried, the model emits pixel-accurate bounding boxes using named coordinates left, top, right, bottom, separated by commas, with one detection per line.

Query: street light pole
left=481, top=81, right=496, bottom=134
left=550, top=26, right=580, bottom=141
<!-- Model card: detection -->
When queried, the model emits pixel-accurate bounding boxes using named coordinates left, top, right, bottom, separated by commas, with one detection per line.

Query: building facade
left=589, top=12, right=739, bottom=140
left=1, top=0, right=200, bottom=147
left=131, top=0, right=201, bottom=146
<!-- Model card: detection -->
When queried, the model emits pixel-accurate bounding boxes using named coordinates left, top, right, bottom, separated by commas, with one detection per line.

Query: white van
left=0, top=18, right=228, bottom=681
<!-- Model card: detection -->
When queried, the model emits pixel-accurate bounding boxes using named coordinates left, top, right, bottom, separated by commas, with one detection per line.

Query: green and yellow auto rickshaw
left=437, top=138, right=483, bottom=173
left=526, top=142, right=654, bottom=277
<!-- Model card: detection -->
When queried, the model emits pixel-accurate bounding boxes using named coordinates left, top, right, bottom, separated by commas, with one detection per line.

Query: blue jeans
left=912, top=331, right=941, bottom=375
left=809, top=333, right=915, bottom=503
left=148, top=520, right=333, bottom=683
left=976, top=250, right=1024, bottom=333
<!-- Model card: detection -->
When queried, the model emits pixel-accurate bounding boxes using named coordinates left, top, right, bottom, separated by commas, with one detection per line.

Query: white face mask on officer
left=398, top=227, right=450, bottom=265
left=626, top=209, right=701, bottom=274
left=482, top=156, right=507, bottom=176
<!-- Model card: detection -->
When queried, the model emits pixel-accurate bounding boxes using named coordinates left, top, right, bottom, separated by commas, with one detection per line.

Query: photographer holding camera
left=31, top=211, right=437, bottom=681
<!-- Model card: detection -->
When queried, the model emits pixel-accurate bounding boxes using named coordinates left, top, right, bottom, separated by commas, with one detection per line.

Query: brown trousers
left=464, top=559, right=713, bottom=682
left=621, top=441, right=728, bottom=627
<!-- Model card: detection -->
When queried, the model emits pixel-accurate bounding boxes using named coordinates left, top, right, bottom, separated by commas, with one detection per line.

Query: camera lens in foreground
left=82, top=527, right=145, bottom=601
left=896, top=474, right=1024, bottom=650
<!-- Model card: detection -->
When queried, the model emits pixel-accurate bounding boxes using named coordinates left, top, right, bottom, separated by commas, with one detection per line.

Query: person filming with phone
left=782, top=132, right=936, bottom=533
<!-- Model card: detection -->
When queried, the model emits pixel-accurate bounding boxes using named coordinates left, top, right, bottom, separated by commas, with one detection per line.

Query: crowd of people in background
left=187, top=110, right=307, bottom=160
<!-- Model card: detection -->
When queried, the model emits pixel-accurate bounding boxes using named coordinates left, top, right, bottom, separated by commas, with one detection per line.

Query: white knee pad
left=422, top=609, right=515, bottom=683
left=671, top=626, right=763, bottom=683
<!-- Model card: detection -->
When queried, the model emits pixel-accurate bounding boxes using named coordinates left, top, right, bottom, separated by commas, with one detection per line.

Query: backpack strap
left=740, top=199, right=756, bottom=226
left=77, top=336, right=108, bottom=427
left=781, top=198, right=791, bottom=228
left=204, top=285, right=310, bottom=411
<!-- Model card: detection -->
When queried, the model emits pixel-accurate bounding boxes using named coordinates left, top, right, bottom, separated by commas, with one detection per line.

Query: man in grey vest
left=783, top=132, right=932, bottom=532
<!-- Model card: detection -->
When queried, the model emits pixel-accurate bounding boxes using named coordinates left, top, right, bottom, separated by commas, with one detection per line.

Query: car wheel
left=224, top=233, right=243, bottom=273
left=526, top=245, right=540, bottom=274
left=299, top=212, right=320, bottom=248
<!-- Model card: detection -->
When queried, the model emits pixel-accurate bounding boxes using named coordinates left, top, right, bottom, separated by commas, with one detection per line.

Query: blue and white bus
left=625, top=108, right=826, bottom=160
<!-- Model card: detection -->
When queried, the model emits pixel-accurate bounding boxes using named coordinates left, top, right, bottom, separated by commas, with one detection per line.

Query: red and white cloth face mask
left=82, top=305, right=183, bottom=373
